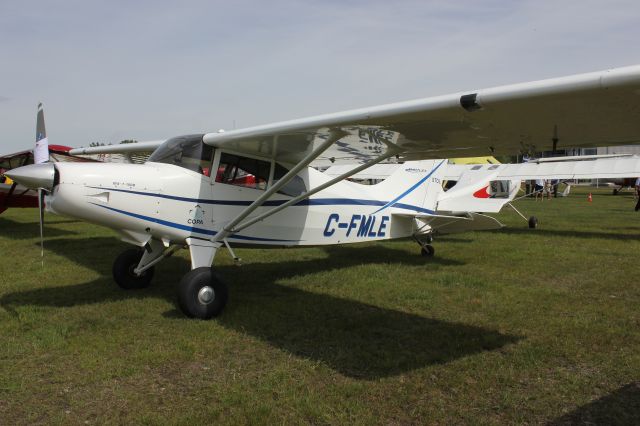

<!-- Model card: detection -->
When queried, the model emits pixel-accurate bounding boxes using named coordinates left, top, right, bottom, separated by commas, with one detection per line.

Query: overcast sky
left=1, top=0, right=639, bottom=152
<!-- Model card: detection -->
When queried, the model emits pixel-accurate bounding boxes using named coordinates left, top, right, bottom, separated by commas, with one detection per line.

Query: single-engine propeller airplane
left=7, top=65, right=640, bottom=319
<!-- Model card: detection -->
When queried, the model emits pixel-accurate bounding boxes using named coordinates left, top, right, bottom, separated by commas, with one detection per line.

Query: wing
left=443, top=155, right=640, bottom=181
left=203, top=65, right=640, bottom=166
left=68, top=140, right=165, bottom=156
left=436, top=155, right=640, bottom=213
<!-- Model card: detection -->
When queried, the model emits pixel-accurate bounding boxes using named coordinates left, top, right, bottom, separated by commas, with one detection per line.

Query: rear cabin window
left=489, top=180, right=510, bottom=198
left=273, top=164, right=306, bottom=197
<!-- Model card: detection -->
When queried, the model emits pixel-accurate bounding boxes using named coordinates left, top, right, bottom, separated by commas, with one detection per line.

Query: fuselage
left=47, top=159, right=447, bottom=247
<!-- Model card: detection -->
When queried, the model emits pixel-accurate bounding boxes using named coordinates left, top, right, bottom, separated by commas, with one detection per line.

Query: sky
left=1, top=0, right=640, bottom=153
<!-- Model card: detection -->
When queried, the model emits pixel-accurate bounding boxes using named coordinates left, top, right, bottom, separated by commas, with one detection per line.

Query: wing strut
left=211, top=130, right=348, bottom=243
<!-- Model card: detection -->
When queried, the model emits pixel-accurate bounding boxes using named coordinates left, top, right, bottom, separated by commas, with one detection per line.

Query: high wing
left=202, top=65, right=640, bottom=166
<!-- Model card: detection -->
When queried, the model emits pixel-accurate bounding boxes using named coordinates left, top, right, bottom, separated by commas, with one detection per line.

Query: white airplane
left=7, top=65, right=640, bottom=319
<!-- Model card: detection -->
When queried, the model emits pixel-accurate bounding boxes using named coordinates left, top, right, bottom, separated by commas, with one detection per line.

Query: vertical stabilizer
left=34, top=102, right=48, bottom=164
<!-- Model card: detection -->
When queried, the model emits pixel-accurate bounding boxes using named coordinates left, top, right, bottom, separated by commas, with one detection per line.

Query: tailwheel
left=112, top=248, right=154, bottom=289
left=178, top=267, right=228, bottom=319
left=421, top=244, right=435, bottom=257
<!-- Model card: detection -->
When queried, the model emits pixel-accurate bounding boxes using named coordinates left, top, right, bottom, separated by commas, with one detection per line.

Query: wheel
left=112, top=248, right=154, bottom=289
left=528, top=216, right=538, bottom=229
left=178, top=267, right=228, bottom=319
left=613, top=188, right=619, bottom=195
left=421, top=244, right=435, bottom=257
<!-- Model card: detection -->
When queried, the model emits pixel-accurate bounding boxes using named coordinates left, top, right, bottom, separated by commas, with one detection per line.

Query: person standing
left=535, top=178, right=545, bottom=201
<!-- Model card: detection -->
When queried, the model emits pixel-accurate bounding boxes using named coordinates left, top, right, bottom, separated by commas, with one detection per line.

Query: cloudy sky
left=1, top=0, right=639, bottom=152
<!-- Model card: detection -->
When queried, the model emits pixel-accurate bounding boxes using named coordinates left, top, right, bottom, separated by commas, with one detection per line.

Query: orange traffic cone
left=588, top=193, right=593, bottom=202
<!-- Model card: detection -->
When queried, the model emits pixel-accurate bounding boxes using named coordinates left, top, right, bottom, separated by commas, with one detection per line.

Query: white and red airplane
left=7, top=65, right=640, bottom=319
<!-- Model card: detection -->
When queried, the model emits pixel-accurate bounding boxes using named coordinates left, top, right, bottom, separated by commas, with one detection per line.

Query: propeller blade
left=38, top=188, right=45, bottom=260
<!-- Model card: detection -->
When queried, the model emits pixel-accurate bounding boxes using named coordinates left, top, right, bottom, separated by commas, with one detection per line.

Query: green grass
left=1, top=186, right=639, bottom=424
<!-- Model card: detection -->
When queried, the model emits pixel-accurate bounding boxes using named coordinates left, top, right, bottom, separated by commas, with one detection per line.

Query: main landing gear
left=111, top=238, right=229, bottom=319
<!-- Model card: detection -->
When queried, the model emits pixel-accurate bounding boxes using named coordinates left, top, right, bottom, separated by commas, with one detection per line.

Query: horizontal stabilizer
left=394, top=212, right=504, bottom=235
left=425, top=212, right=504, bottom=234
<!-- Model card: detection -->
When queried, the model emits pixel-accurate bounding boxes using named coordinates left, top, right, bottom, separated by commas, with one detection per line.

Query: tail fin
left=34, top=102, right=48, bottom=164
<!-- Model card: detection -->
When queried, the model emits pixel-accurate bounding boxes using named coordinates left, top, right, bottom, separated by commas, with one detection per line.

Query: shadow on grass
left=2, top=238, right=519, bottom=379
left=548, top=382, right=640, bottom=425
left=218, top=285, right=519, bottom=379
left=495, top=227, right=640, bottom=241
left=0, top=217, right=77, bottom=239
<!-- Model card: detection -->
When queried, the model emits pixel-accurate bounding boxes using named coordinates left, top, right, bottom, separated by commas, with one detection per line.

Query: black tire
left=613, top=189, right=619, bottom=195
left=178, top=267, right=228, bottom=319
left=112, top=248, right=154, bottom=290
left=528, top=216, right=538, bottom=229
left=421, top=244, right=435, bottom=257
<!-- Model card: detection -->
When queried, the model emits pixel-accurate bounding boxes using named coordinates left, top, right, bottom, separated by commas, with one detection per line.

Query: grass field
left=1, top=186, right=639, bottom=424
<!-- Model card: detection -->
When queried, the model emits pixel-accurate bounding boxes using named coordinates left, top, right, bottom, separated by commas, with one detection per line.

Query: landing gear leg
left=177, top=238, right=228, bottom=319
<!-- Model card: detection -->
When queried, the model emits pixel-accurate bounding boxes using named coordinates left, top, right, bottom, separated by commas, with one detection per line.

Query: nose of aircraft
left=5, top=163, right=56, bottom=191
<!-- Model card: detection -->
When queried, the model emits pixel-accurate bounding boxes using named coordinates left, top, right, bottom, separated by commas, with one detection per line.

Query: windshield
left=148, top=134, right=212, bottom=174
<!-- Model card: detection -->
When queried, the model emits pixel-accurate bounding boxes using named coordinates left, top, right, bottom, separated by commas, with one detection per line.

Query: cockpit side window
left=214, top=153, right=307, bottom=196
left=147, top=134, right=212, bottom=175
left=216, top=153, right=269, bottom=190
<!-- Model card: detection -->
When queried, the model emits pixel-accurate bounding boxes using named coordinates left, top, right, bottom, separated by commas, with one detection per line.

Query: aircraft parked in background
left=7, top=65, right=640, bottom=319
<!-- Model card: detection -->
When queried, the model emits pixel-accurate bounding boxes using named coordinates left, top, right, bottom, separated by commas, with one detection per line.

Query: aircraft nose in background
left=5, top=163, right=56, bottom=190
